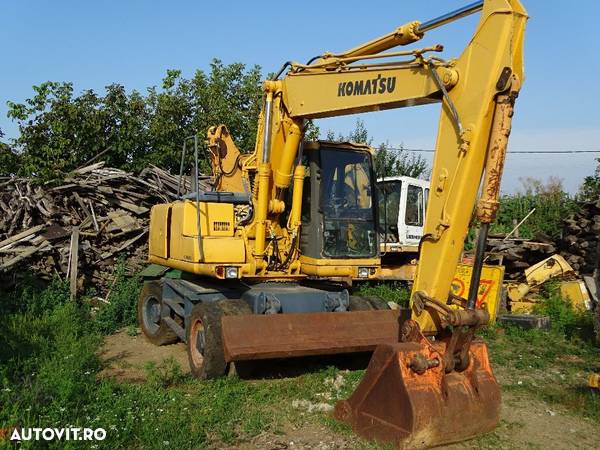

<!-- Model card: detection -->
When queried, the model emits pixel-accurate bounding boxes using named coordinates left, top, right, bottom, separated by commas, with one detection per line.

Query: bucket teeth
left=334, top=339, right=501, bottom=449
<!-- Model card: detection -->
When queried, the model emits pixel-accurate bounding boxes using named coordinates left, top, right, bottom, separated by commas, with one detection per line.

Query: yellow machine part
left=378, top=263, right=418, bottom=281
left=507, top=282, right=533, bottom=305
left=507, top=254, right=577, bottom=304
left=525, top=254, right=575, bottom=285
left=590, top=373, right=600, bottom=389
left=299, top=255, right=379, bottom=280
left=148, top=200, right=246, bottom=265
left=409, top=0, right=527, bottom=333
left=508, top=280, right=592, bottom=314
left=560, top=280, right=593, bottom=311
left=450, top=263, right=505, bottom=323
left=510, top=300, right=536, bottom=314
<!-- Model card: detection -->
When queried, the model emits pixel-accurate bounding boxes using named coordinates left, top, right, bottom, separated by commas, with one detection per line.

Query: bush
left=533, top=282, right=596, bottom=343
left=578, top=157, right=600, bottom=201
left=93, top=263, right=141, bottom=334
left=492, top=176, right=580, bottom=239
left=144, top=358, right=186, bottom=388
left=493, top=192, right=578, bottom=239
left=355, top=281, right=411, bottom=307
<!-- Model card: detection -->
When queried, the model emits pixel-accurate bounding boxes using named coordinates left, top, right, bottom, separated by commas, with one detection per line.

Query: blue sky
left=2, top=0, right=599, bottom=193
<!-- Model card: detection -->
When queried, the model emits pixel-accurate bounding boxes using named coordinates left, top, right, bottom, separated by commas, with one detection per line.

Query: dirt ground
left=99, top=330, right=600, bottom=449
left=99, top=329, right=190, bottom=382
left=216, top=392, right=600, bottom=450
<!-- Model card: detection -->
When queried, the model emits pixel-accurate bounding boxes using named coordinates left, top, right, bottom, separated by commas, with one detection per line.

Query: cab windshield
left=319, top=148, right=377, bottom=258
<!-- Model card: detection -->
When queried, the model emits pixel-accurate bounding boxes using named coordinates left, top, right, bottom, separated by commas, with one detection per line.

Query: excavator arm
left=249, top=0, right=526, bottom=333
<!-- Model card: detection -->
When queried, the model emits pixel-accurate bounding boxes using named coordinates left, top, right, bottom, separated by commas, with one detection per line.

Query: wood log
left=0, top=161, right=197, bottom=292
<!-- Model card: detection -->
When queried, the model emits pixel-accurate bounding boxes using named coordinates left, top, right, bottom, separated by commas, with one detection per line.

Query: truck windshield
left=319, top=147, right=377, bottom=258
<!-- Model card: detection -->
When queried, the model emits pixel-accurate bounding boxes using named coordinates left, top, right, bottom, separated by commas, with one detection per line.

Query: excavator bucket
left=222, top=309, right=406, bottom=361
left=334, top=338, right=500, bottom=449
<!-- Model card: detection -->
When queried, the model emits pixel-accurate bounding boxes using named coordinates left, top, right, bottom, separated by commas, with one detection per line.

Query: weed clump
left=355, top=281, right=410, bottom=307
left=144, top=358, right=186, bottom=388
left=94, top=262, right=140, bottom=335
left=533, top=282, right=596, bottom=344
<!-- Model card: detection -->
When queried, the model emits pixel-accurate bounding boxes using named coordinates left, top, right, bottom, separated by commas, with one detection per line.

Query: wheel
left=364, top=296, right=390, bottom=310
left=349, top=295, right=390, bottom=311
left=349, top=296, right=373, bottom=311
left=137, top=280, right=178, bottom=346
left=187, top=299, right=251, bottom=379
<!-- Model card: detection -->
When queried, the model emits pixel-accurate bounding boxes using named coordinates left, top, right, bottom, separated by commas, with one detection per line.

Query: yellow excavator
left=138, top=0, right=527, bottom=447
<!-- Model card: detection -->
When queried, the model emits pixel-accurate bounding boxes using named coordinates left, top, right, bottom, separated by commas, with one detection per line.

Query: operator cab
left=299, top=141, right=378, bottom=263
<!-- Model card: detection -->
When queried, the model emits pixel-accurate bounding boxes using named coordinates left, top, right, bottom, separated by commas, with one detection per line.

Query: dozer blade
left=221, top=310, right=406, bottom=361
left=334, top=339, right=500, bottom=449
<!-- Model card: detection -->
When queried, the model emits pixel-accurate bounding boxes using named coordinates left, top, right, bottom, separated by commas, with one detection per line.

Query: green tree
left=8, top=82, right=102, bottom=178
left=303, top=121, right=320, bottom=141
left=374, top=143, right=429, bottom=179
left=325, top=118, right=372, bottom=144
left=6, top=59, right=263, bottom=179
left=0, top=128, right=20, bottom=177
left=578, top=157, right=600, bottom=202
left=324, top=118, right=428, bottom=179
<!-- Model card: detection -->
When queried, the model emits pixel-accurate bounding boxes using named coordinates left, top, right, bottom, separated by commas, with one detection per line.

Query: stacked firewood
left=0, top=162, right=206, bottom=293
left=559, top=200, right=600, bottom=274
left=484, top=236, right=557, bottom=280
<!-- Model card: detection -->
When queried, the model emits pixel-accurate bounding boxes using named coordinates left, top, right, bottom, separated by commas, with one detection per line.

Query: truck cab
left=377, top=176, right=429, bottom=252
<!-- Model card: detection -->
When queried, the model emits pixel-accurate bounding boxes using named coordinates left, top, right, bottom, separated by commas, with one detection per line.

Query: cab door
left=399, top=182, right=424, bottom=246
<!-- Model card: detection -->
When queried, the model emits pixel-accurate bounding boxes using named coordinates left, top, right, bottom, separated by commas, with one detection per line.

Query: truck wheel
left=187, top=300, right=251, bottom=379
left=349, top=295, right=390, bottom=311
left=138, top=281, right=178, bottom=346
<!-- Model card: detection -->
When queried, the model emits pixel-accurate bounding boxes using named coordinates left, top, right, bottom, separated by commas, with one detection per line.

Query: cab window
left=405, top=185, right=423, bottom=226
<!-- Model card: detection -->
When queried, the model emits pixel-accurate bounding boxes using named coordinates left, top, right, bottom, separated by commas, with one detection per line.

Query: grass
left=484, top=326, right=600, bottom=422
left=93, top=262, right=141, bottom=334
left=0, top=276, right=598, bottom=449
left=481, top=281, right=600, bottom=423
left=0, top=279, right=364, bottom=448
left=355, top=281, right=411, bottom=307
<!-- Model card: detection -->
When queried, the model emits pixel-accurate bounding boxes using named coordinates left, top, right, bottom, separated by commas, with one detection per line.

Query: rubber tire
left=349, top=295, right=389, bottom=311
left=363, top=296, right=390, bottom=310
left=349, top=296, right=374, bottom=311
left=187, top=299, right=251, bottom=379
left=138, top=280, right=178, bottom=346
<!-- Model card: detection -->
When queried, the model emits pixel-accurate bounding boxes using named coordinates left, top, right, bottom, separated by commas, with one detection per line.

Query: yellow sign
left=450, top=264, right=505, bottom=323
